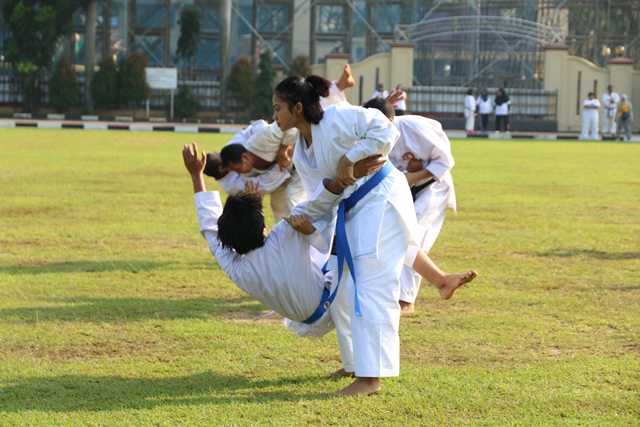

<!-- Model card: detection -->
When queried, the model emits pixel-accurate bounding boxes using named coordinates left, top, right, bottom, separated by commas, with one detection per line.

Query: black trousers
left=496, top=115, right=509, bottom=131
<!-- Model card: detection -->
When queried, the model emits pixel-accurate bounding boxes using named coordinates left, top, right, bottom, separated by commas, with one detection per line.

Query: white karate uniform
left=601, top=91, right=620, bottom=134
left=293, top=103, right=421, bottom=378
left=320, top=81, right=347, bottom=109
left=194, top=187, right=339, bottom=337
left=226, top=122, right=307, bottom=221
left=464, top=95, right=477, bottom=131
left=389, top=115, right=456, bottom=304
left=580, top=99, right=601, bottom=140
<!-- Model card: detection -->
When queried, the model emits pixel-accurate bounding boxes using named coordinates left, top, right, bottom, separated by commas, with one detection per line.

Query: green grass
left=1, top=128, right=639, bottom=426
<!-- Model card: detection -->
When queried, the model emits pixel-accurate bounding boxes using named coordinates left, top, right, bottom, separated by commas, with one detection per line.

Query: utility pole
left=220, top=0, right=232, bottom=119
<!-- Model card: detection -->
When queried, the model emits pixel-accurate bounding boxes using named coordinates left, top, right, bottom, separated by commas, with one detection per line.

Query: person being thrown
left=183, top=142, right=478, bottom=386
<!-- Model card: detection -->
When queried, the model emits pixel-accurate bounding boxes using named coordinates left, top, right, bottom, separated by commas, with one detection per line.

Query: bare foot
left=329, top=368, right=354, bottom=377
left=336, top=64, right=355, bottom=91
left=334, top=377, right=381, bottom=396
left=437, top=270, right=478, bottom=300
left=399, top=300, right=415, bottom=315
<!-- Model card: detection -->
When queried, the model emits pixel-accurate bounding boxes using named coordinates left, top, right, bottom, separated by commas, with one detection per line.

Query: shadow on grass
left=0, top=260, right=196, bottom=275
left=0, top=371, right=332, bottom=412
left=0, top=296, right=265, bottom=323
left=536, top=248, right=640, bottom=260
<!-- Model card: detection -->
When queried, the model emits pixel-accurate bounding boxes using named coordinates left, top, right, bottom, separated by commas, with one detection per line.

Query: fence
left=0, top=69, right=225, bottom=113
left=407, top=86, right=558, bottom=120
left=2, top=69, right=556, bottom=121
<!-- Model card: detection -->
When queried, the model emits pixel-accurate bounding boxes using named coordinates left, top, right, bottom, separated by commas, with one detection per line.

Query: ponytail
left=274, top=75, right=331, bottom=124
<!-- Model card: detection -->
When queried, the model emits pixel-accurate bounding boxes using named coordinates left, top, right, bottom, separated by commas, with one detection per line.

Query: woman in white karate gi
left=271, top=75, right=421, bottom=396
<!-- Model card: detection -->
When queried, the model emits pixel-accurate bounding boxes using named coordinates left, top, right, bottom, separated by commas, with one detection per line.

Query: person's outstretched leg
left=411, top=249, right=478, bottom=300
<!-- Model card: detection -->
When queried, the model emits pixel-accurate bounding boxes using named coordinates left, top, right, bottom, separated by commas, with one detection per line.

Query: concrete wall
left=307, top=43, right=637, bottom=132
left=544, top=45, right=637, bottom=131
left=311, top=44, right=414, bottom=107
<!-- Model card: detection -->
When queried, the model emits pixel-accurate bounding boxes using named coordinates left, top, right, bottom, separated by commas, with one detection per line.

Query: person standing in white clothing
left=392, top=84, right=407, bottom=116
left=363, top=98, right=456, bottom=315
left=494, top=88, right=511, bottom=133
left=371, top=83, right=389, bottom=100
left=601, top=85, right=620, bottom=137
left=476, top=88, right=493, bottom=132
left=580, top=92, right=601, bottom=140
left=464, top=88, right=477, bottom=133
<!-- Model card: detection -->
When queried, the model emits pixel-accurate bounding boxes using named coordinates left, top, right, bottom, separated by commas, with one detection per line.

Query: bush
left=49, top=58, right=78, bottom=114
left=91, top=57, right=119, bottom=110
left=253, top=50, right=276, bottom=120
left=227, top=56, right=254, bottom=114
left=120, top=52, right=150, bottom=109
left=167, top=85, right=200, bottom=119
left=288, top=54, right=312, bottom=77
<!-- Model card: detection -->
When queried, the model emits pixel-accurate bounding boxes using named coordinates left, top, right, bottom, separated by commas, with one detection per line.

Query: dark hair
left=274, top=75, right=330, bottom=124
left=220, top=144, right=246, bottom=167
left=217, top=193, right=266, bottom=255
left=588, top=91, right=595, bottom=97
left=203, top=152, right=225, bottom=180
left=467, top=88, right=473, bottom=95
left=362, top=97, right=395, bottom=120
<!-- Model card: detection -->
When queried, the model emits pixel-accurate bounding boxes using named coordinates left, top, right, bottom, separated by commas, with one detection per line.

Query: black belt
left=411, top=179, right=436, bottom=201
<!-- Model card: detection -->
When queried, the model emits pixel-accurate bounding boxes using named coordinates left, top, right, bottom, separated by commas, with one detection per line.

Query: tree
left=176, top=6, right=201, bottom=80
left=2, top=0, right=84, bottom=112
left=288, top=54, right=312, bottom=77
left=90, top=57, right=119, bottom=110
left=253, top=50, right=276, bottom=120
left=49, top=58, right=79, bottom=114
left=120, top=52, right=150, bottom=113
left=227, top=56, right=254, bottom=118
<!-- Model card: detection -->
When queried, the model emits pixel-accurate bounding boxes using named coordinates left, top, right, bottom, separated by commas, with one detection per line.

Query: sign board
left=145, top=68, right=178, bottom=90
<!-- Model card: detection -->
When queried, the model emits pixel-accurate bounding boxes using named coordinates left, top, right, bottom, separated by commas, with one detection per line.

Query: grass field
left=0, top=128, right=639, bottom=426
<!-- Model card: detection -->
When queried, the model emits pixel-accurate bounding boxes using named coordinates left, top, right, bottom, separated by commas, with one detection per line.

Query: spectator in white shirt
left=580, top=92, right=601, bottom=140
left=476, top=88, right=492, bottom=132
left=371, top=83, right=389, bottom=100
left=464, top=88, right=477, bottom=133
left=392, top=84, right=407, bottom=116
left=494, top=89, right=511, bottom=133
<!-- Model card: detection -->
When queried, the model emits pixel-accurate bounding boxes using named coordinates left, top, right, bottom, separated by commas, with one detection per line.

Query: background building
left=45, top=0, right=640, bottom=89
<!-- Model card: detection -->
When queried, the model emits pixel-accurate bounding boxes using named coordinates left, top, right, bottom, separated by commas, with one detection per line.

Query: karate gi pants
left=399, top=182, right=448, bottom=303
left=602, top=108, right=617, bottom=134
left=329, top=202, right=410, bottom=377
left=269, top=171, right=307, bottom=221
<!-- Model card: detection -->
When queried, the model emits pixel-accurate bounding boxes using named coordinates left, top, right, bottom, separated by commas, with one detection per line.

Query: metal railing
left=407, top=86, right=557, bottom=120
left=2, top=70, right=556, bottom=121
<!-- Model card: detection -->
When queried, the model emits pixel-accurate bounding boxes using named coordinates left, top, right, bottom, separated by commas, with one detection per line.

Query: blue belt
left=302, top=161, right=394, bottom=324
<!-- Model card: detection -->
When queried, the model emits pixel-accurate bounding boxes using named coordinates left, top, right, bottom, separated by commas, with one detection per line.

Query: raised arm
left=183, top=143, right=207, bottom=193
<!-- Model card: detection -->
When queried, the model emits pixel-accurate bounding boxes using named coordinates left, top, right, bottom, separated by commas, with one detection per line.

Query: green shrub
left=253, top=50, right=276, bottom=120
left=288, top=54, right=312, bottom=77
left=167, top=85, right=200, bottom=119
left=49, top=58, right=78, bottom=114
left=90, top=57, right=119, bottom=110
left=120, top=52, right=150, bottom=109
left=227, top=56, right=254, bottom=115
